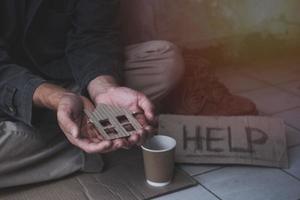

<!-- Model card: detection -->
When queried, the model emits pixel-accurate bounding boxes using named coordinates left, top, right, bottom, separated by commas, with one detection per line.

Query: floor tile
left=238, top=61, right=300, bottom=85
left=286, top=126, right=300, bottom=148
left=179, top=164, right=222, bottom=176
left=153, top=185, right=218, bottom=200
left=195, top=166, right=300, bottom=200
left=216, top=72, right=269, bottom=93
left=239, top=87, right=300, bottom=114
left=278, top=80, right=300, bottom=97
left=275, top=108, right=300, bottom=130
left=284, top=145, right=300, bottom=179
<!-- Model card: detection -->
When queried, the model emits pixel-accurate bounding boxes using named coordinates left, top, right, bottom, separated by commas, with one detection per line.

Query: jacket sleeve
left=66, top=0, right=123, bottom=94
left=0, top=39, right=46, bottom=126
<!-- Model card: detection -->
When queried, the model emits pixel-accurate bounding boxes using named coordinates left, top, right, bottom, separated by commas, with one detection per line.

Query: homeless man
left=0, top=0, right=184, bottom=188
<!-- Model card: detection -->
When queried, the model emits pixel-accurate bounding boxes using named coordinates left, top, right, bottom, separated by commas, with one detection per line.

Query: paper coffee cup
left=141, top=135, right=176, bottom=187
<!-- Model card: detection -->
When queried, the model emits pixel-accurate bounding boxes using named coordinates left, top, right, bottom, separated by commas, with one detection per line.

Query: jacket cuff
left=16, top=78, right=47, bottom=126
left=78, top=65, right=123, bottom=96
left=79, top=70, right=118, bottom=96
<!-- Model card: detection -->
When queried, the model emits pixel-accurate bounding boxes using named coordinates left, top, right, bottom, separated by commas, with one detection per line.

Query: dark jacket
left=0, top=0, right=122, bottom=126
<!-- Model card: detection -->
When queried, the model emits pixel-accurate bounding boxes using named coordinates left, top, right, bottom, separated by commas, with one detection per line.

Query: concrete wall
left=121, top=0, right=300, bottom=63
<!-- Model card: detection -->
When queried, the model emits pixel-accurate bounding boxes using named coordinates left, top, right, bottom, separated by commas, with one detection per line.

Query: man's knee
left=125, top=40, right=185, bottom=101
left=157, top=41, right=184, bottom=90
left=142, top=40, right=185, bottom=92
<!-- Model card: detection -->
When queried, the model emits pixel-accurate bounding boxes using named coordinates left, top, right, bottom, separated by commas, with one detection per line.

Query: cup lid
left=141, top=135, right=176, bottom=153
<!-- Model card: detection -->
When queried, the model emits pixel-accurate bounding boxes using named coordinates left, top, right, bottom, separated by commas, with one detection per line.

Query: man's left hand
left=87, top=76, right=156, bottom=147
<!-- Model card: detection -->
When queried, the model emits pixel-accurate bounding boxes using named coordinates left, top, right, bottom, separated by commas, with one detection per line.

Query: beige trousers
left=0, top=40, right=184, bottom=188
left=124, top=40, right=184, bottom=102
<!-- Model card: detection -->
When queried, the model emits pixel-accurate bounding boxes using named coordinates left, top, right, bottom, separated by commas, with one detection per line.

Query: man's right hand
left=33, top=83, right=128, bottom=153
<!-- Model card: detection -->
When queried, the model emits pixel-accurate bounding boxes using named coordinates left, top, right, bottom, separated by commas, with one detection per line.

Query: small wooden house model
left=85, top=104, right=142, bottom=140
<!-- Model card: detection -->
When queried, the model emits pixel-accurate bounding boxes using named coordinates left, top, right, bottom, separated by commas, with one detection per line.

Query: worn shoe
left=163, top=49, right=258, bottom=116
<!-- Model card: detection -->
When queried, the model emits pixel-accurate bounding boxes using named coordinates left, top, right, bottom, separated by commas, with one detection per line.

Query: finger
left=83, top=140, right=112, bottom=153
left=92, top=140, right=122, bottom=153
left=86, top=121, right=104, bottom=140
left=128, top=133, right=140, bottom=146
left=112, top=138, right=130, bottom=150
left=134, top=113, right=148, bottom=127
left=144, top=125, right=155, bottom=139
left=137, top=93, right=155, bottom=122
left=88, top=137, right=102, bottom=143
left=121, top=144, right=131, bottom=150
left=150, top=116, right=159, bottom=128
left=67, top=135, right=113, bottom=153
left=136, top=128, right=148, bottom=146
left=85, top=121, right=99, bottom=138
left=121, top=138, right=131, bottom=149
left=83, top=122, right=106, bottom=144
left=57, top=109, right=80, bottom=138
left=80, top=96, right=95, bottom=111
left=133, top=113, right=152, bottom=145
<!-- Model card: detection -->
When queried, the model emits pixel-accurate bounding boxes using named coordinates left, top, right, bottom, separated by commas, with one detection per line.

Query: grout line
left=192, top=167, right=225, bottom=177
left=288, top=144, right=300, bottom=150
left=237, top=67, right=300, bottom=86
left=235, top=86, right=274, bottom=95
left=237, top=71, right=276, bottom=86
left=75, top=177, right=94, bottom=200
left=237, top=83, right=300, bottom=98
left=287, top=136, right=300, bottom=149
left=230, top=85, right=271, bottom=95
left=288, top=144, right=300, bottom=149
left=285, top=124, right=300, bottom=149
left=249, top=106, right=300, bottom=116
left=237, top=69, right=300, bottom=97
left=281, top=169, right=300, bottom=183
left=270, top=106, right=300, bottom=115
left=218, top=72, right=272, bottom=94
left=285, top=123, right=300, bottom=133
left=217, top=66, right=300, bottom=99
left=198, top=183, right=223, bottom=200
left=274, top=84, right=300, bottom=98
left=283, top=144, right=300, bottom=182
left=272, top=79, right=300, bottom=86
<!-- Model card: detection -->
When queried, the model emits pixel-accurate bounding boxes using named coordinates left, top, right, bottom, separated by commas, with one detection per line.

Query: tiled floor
left=155, top=57, right=300, bottom=200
